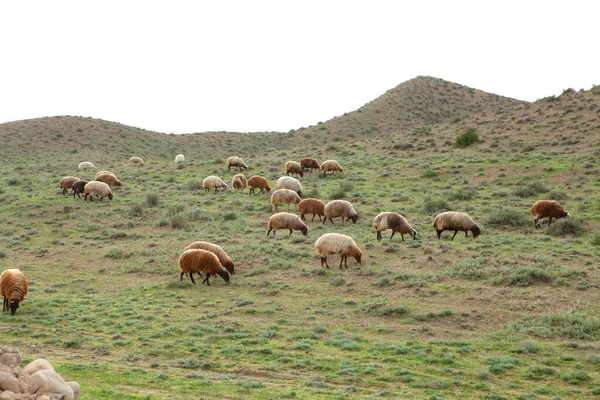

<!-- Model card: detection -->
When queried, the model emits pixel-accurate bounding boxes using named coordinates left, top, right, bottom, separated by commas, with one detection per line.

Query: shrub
left=455, top=128, right=480, bottom=148
left=170, top=214, right=187, bottom=230
left=146, top=193, right=160, bottom=206
left=223, top=212, right=237, bottom=221
left=187, top=179, right=203, bottom=191
left=423, top=198, right=450, bottom=214
left=546, top=218, right=583, bottom=237
left=129, top=203, right=145, bottom=217
left=485, top=208, right=528, bottom=227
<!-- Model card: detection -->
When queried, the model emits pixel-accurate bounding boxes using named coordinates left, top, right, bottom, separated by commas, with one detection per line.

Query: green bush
left=485, top=208, right=528, bottom=227
left=546, top=218, right=583, bottom=237
left=455, top=128, right=480, bottom=148
left=146, top=193, right=160, bottom=206
left=423, top=198, right=450, bottom=214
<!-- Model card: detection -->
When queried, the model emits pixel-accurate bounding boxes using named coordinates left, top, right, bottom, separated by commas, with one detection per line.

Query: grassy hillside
left=1, top=77, right=600, bottom=399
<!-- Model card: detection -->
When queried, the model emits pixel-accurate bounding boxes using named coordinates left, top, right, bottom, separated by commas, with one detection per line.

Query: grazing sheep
left=285, top=161, right=304, bottom=177
left=232, top=174, right=247, bottom=192
left=59, top=176, right=79, bottom=196
left=315, top=233, right=362, bottom=269
left=247, top=176, right=271, bottom=194
left=298, top=198, right=326, bottom=222
left=83, top=181, right=113, bottom=201
left=78, top=161, right=96, bottom=171
left=531, top=200, right=571, bottom=228
left=71, top=179, right=89, bottom=199
left=320, top=160, right=343, bottom=177
left=94, top=171, right=115, bottom=179
left=276, top=176, right=303, bottom=196
left=95, top=173, right=122, bottom=187
left=175, top=154, right=185, bottom=163
left=271, top=189, right=302, bottom=211
left=202, top=175, right=228, bottom=192
left=323, top=200, right=358, bottom=224
left=373, top=212, right=417, bottom=241
left=267, top=212, right=308, bottom=236
left=184, top=241, right=235, bottom=274
left=226, top=156, right=249, bottom=171
left=300, top=157, right=320, bottom=173
left=129, top=156, right=144, bottom=164
left=433, top=211, right=480, bottom=240
left=0, top=269, right=28, bottom=315
left=178, top=249, right=230, bottom=285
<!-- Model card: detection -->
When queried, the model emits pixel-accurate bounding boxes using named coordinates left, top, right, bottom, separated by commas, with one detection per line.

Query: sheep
left=175, top=154, right=185, bottom=163
left=94, top=171, right=115, bottom=179
left=373, top=212, right=418, bottom=241
left=247, top=176, right=271, bottom=194
left=298, top=198, right=326, bottom=222
left=71, top=179, right=88, bottom=199
left=83, top=181, right=113, bottom=201
left=320, top=160, right=343, bottom=177
left=276, top=176, right=303, bottom=196
left=271, top=189, right=302, bottom=211
left=184, top=241, right=235, bottom=274
left=531, top=200, right=571, bottom=228
left=95, top=173, right=122, bottom=187
left=78, top=161, right=96, bottom=171
left=59, top=176, right=79, bottom=196
left=202, top=175, right=228, bottom=192
left=226, top=156, right=249, bottom=171
left=178, top=249, right=230, bottom=285
left=129, top=156, right=144, bottom=164
left=315, top=233, right=362, bottom=269
left=232, top=173, right=247, bottom=192
left=433, top=211, right=480, bottom=240
left=323, top=200, right=358, bottom=224
left=300, top=157, right=320, bottom=173
left=267, top=212, right=308, bottom=236
left=0, top=269, right=28, bottom=315
left=285, top=161, right=304, bottom=177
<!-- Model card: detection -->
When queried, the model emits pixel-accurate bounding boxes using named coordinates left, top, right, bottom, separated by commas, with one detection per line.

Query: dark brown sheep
left=531, top=200, right=571, bottom=228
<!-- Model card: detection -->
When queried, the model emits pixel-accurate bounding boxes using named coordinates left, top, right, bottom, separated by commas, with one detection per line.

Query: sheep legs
left=451, top=230, right=459, bottom=240
left=202, top=275, right=211, bottom=286
left=2, top=296, right=6, bottom=312
left=320, top=257, right=330, bottom=269
left=339, top=256, right=348, bottom=269
left=436, top=229, right=443, bottom=239
left=376, top=231, right=382, bottom=241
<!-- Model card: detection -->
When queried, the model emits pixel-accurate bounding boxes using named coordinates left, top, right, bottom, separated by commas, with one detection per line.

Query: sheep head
left=472, top=226, right=481, bottom=238
left=219, top=270, right=230, bottom=283
left=8, top=299, right=19, bottom=315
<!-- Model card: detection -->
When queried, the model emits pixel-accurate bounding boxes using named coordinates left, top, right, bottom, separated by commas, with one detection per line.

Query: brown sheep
left=95, top=173, right=122, bottom=187
left=531, top=200, right=571, bottom=228
left=285, top=161, right=304, bottom=177
left=300, top=157, right=320, bottom=173
left=247, top=176, right=271, bottom=194
left=315, top=233, right=362, bottom=269
left=129, top=156, right=144, bottom=164
left=95, top=171, right=115, bottom=179
left=184, top=241, right=235, bottom=274
left=433, top=211, right=480, bottom=240
left=323, top=200, right=358, bottom=224
left=320, top=160, right=343, bottom=177
left=267, top=212, right=308, bottom=236
left=178, top=249, right=230, bottom=286
left=373, top=212, right=417, bottom=241
left=0, top=269, right=28, bottom=315
left=298, top=198, right=325, bottom=222
left=59, top=176, right=79, bottom=196
left=232, top=174, right=247, bottom=192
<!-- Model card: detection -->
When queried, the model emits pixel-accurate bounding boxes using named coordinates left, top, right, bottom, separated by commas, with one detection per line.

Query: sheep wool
left=433, top=211, right=480, bottom=240
left=267, top=212, right=308, bottom=236
left=95, top=173, right=122, bottom=187
left=315, top=233, right=362, bottom=269
left=203, top=175, right=228, bottom=192
left=129, top=156, right=144, bottom=164
left=298, top=198, right=325, bottom=222
left=59, top=176, right=79, bottom=196
left=184, top=241, right=235, bottom=274
left=232, top=174, right=247, bottom=192
left=276, top=176, right=303, bottom=196
left=271, top=189, right=302, bottom=211
left=531, top=200, right=571, bottom=228
left=324, top=200, right=358, bottom=224
left=95, top=171, right=115, bottom=179
left=320, top=160, right=343, bottom=177
left=178, top=249, right=230, bottom=285
left=247, top=176, right=271, bottom=194
left=373, top=212, right=417, bottom=241
left=175, top=154, right=185, bottom=163
left=0, top=269, right=28, bottom=315
left=226, top=156, right=249, bottom=171
left=83, top=181, right=113, bottom=201
left=300, top=157, right=320, bottom=173
left=78, top=161, right=96, bottom=171
left=72, top=180, right=89, bottom=199
left=285, top=161, right=304, bottom=177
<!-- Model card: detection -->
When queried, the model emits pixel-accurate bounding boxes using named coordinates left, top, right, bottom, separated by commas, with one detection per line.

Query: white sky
left=1, top=1, right=598, bottom=134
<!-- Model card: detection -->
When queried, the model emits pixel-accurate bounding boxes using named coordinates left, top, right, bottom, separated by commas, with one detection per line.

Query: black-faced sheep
left=267, top=212, right=308, bottom=236
left=184, top=241, right=235, bottom=274
left=129, top=156, right=144, bottom=164
left=276, top=176, right=303, bottom=197
left=315, top=233, right=362, bottom=269
left=175, top=154, right=185, bottom=163
left=271, top=189, right=302, bottom=211
left=95, top=173, right=122, bottom=187
left=373, top=212, right=417, bottom=241
left=323, top=200, right=358, bottom=224
left=83, top=181, right=113, bottom=201
left=0, top=269, right=28, bottom=315
left=300, top=157, right=320, bottom=173
left=298, top=198, right=325, bottom=222
left=71, top=179, right=89, bottom=199
left=202, top=175, right=228, bottom=192
left=433, top=211, right=480, bottom=240
left=320, top=160, right=343, bottom=177
left=531, top=200, right=571, bottom=228
left=247, top=176, right=271, bottom=194
left=232, top=174, right=247, bottom=192
left=285, top=161, right=304, bottom=177
left=59, top=176, right=79, bottom=196
left=78, top=161, right=96, bottom=171
left=226, top=156, right=249, bottom=171
left=179, top=249, right=230, bottom=285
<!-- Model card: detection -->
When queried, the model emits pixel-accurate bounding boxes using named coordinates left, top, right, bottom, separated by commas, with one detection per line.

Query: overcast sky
left=1, top=1, right=598, bottom=134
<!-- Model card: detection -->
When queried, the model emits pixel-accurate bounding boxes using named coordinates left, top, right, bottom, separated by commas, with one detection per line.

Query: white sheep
left=78, top=161, right=96, bottom=171
left=315, top=233, right=362, bottom=269
left=433, top=211, right=480, bottom=240
left=373, top=212, right=417, bottom=241
left=226, top=156, right=249, bottom=171
left=323, top=200, right=358, bottom=224
left=175, top=154, right=185, bottom=163
left=129, top=156, right=144, bottom=164
left=267, top=212, right=308, bottom=236
left=83, top=181, right=113, bottom=201
left=271, top=189, right=302, bottom=211
left=202, top=175, right=228, bottom=192
left=276, top=176, right=303, bottom=196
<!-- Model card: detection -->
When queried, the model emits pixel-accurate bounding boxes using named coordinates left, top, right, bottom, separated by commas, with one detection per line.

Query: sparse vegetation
left=455, top=128, right=480, bottom=148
